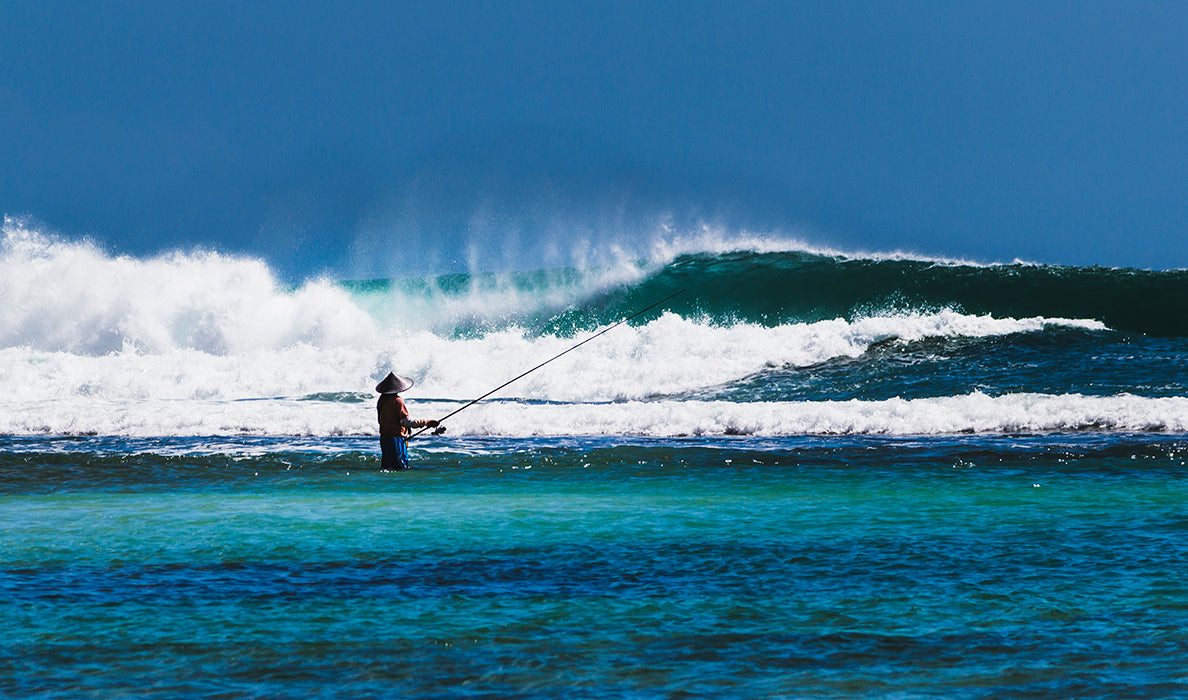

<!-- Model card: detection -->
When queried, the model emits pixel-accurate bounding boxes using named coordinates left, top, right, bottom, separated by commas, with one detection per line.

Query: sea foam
left=0, top=309, right=1104, bottom=404
left=0, top=218, right=655, bottom=353
left=4, top=393, right=1186, bottom=438
left=3, top=219, right=1148, bottom=439
left=0, top=219, right=378, bottom=354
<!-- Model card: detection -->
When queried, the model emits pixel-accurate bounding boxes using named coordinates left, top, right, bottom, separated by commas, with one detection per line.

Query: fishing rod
left=409, top=288, right=687, bottom=439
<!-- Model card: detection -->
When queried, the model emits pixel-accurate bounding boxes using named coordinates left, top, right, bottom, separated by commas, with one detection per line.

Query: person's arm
left=397, top=397, right=438, bottom=429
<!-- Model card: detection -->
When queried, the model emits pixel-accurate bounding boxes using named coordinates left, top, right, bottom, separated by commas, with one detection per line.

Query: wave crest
left=1, top=218, right=378, bottom=354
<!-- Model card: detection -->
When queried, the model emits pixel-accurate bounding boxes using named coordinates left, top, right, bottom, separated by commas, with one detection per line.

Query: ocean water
left=3, top=218, right=1188, bottom=697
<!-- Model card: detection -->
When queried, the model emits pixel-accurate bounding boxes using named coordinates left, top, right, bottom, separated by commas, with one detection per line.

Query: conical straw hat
left=375, top=372, right=414, bottom=394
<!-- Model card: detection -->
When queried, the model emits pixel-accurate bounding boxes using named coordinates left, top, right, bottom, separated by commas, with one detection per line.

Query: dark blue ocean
left=3, top=221, right=1188, bottom=697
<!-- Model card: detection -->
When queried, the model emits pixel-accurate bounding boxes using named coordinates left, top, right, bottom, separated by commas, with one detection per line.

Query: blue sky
left=3, top=1, right=1186, bottom=277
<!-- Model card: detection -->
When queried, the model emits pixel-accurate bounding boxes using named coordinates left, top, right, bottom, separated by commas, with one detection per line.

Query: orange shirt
left=377, top=394, right=410, bottom=438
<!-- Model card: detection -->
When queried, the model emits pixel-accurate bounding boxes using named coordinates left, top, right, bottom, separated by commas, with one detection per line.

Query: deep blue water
left=4, top=434, right=1188, bottom=698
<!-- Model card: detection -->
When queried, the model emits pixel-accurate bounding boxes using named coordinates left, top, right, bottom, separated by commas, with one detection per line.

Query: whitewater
left=3, top=217, right=1187, bottom=438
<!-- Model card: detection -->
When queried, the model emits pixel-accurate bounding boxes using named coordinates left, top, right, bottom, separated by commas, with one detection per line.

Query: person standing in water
left=375, top=372, right=439, bottom=470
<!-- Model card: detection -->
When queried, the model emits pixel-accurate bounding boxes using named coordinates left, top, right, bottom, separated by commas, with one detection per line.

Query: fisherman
left=375, top=372, right=439, bottom=470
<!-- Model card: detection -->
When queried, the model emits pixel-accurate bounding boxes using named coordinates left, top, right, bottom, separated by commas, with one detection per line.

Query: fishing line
left=409, top=288, right=687, bottom=439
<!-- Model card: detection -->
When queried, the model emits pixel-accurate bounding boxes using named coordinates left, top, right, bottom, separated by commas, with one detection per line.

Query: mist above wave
left=1, top=217, right=686, bottom=354
left=0, top=219, right=779, bottom=354
left=4, top=216, right=1141, bottom=366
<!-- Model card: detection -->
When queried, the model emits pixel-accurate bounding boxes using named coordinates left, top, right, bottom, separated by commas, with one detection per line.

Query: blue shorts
left=380, top=436, right=410, bottom=470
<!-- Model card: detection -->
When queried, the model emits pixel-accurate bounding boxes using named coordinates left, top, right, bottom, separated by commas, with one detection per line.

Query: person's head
left=375, top=372, right=414, bottom=395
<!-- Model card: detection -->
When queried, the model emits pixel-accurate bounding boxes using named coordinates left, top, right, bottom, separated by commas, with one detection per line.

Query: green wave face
left=632, top=252, right=1188, bottom=336
left=342, top=251, right=1188, bottom=337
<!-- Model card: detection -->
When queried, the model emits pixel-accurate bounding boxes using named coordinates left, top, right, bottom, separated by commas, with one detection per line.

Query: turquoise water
left=5, top=435, right=1188, bottom=697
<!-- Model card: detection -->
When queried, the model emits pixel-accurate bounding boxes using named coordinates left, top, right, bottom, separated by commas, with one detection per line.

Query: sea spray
left=0, top=220, right=378, bottom=354
left=2, top=219, right=1186, bottom=438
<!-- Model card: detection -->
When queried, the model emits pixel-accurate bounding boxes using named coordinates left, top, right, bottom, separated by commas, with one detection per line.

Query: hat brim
left=375, top=373, right=415, bottom=394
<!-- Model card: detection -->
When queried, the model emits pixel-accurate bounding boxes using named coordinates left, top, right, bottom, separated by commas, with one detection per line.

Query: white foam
left=0, top=218, right=663, bottom=353
left=0, top=307, right=1123, bottom=438
left=1, top=218, right=1132, bottom=439
left=3, top=393, right=1186, bottom=438
left=3, top=217, right=1088, bottom=360
left=0, top=309, right=1105, bottom=405
left=410, top=311, right=1106, bottom=403
left=447, top=393, right=1188, bottom=437
left=0, top=219, right=379, bottom=354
